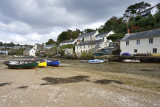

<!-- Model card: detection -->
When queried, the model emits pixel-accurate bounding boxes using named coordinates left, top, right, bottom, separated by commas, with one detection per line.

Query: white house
left=120, top=28, right=160, bottom=55
left=23, top=48, right=36, bottom=56
left=75, top=30, right=99, bottom=54
left=123, top=4, right=159, bottom=22
left=60, top=39, right=75, bottom=46
left=95, top=31, right=115, bottom=40
left=138, top=5, right=159, bottom=18
left=95, top=31, right=114, bottom=50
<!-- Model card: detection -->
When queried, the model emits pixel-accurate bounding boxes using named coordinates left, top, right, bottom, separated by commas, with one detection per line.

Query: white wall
left=151, top=6, right=159, bottom=15
left=120, top=37, right=160, bottom=54
left=29, top=48, right=36, bottom=56
left=75, top=45, right=95, bottom=54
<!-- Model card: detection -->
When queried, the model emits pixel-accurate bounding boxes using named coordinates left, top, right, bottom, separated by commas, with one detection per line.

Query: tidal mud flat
left=0, top=59, right=160, bottom=107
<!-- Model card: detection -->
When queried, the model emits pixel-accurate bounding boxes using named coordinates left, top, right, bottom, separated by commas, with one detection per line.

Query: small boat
left=38, top=61, right=47, bottom=68
left=88, top=59, right=104, bottom=64
left=3, top=60, right=38, bottom=69
left=47, top=60, right=60, bottom=67
left=81, top=60, right=88, bottom=63
left=122, top=59, right=140, bottom=63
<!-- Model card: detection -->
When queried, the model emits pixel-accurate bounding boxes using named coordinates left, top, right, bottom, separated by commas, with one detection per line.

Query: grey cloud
left=0, top=0, right=159, bottom=44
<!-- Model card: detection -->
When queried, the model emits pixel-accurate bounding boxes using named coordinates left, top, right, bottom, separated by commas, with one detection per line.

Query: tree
left=46, top=39, right=55, bottom=45
left=84, top=29, right=95, bottom=33
left=57, top=29, right=82, bottom=43
left=125, top=2, right=151, bottom=14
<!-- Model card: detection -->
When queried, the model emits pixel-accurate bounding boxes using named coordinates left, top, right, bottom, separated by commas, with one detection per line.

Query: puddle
left=41, top=76, right=89, bottom=85
left=94, top=79, right=123, bottom=84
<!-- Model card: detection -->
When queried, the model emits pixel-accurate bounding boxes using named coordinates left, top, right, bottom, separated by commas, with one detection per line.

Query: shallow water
left=60, top=59, right=160, bottom=78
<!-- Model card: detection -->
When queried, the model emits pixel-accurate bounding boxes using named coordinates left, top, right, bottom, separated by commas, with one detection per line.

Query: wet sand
left=0, top=59, right=160, bottom=107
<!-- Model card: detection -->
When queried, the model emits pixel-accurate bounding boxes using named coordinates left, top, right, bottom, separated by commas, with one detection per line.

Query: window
left=126, top=41, right=129, bottom=45
left=149, top=38, right=153, bottom=44
left=137, top=40, right=140, bottom=45
left=134, top=49, right=137, bottom=53
left=153, top=48, right=157, bottom=53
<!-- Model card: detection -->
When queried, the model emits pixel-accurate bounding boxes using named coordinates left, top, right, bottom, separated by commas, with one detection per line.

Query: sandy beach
left=0, top=58, right=160, bottom=107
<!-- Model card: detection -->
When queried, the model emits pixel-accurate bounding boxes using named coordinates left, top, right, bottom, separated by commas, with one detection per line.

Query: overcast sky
left=0, top=0, right=159, bottom=45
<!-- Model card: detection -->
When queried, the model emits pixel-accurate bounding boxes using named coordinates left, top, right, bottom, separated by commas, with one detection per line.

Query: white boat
left=122, top=59, right=140, bottom=63
left=88, top=59, right=104, bottom=64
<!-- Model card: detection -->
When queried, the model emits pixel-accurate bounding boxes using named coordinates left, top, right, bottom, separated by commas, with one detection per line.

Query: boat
left=47, top=60, right=60, bottom=67
left=88, top=59, right=104, bottom=64
left=3, top=60, right=38, bottom=69
left=38, top=61, right=47, bottom=68
left=81, top=60, right=88, bottom=63
left=122, top=59, right=140, bottom=63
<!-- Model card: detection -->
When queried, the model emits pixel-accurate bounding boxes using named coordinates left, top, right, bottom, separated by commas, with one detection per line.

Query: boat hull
left=4, top=61, right=38, bottom=69
left=38, top=61, right=47, bottom=68
left=88, top=59, right=104, bottom=64
left=123, top=59, right=140, bottom=63
left=47, top=60, right=60, bottom=67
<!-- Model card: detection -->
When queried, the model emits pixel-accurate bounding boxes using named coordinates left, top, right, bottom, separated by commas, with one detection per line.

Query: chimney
left=127, top=28, right=130, bottom=34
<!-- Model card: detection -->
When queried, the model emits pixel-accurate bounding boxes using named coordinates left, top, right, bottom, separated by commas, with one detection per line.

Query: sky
left=0, top=0, right=159, bottom=45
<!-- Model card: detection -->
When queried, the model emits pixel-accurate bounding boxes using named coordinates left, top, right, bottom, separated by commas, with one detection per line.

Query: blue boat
left=46, top=60, right=60, bottom=67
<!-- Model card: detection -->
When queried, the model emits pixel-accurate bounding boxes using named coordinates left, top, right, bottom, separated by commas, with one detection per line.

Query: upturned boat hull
left=47, top=60, right=60, bottom=67
left=38, top=61, right=47, bottom=68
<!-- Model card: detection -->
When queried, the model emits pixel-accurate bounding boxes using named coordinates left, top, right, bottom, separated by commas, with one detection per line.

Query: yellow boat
left=38, top=61, right=47, bottom=68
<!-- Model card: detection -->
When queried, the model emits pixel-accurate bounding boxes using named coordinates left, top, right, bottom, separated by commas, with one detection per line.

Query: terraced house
left=75, top=30, right=114, bottom=55
left=120, top=28, right=160, bottom=55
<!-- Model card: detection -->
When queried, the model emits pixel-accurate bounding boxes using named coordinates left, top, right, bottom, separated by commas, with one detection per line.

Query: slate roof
left=24, top=48, right=31, bottom=51
left=77, top=40, right=96, bottom=46
left=77, top=31, right=97, bottom=39
left=95, top=31, right=110, bottom=37
left=121, top=28, right=160, bottom=41
left=138, top=5, right=159, bottom=14
left=61, top=39, right=74, bottom=43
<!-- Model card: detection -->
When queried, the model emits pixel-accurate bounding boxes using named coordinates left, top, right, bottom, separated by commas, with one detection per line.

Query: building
left=59, top=39, right=75, bottom=46
left=75, top=30, right=115, bottom=54
left=44, top=44, right=56, bottom=49
left=120, top=28, right=160, bottom=55
left=95, top=31, right=114, bottom=50
left=75, top=31, right=99, bottom=54
left=122, top=5, right=159, bottom=22
left=0, top=51, right=8, bottom=55
left=33, top=43, right=44, bottom=51
left=23, top=48, right=36, bottom=56
left=137, top=5, right=159, bottom=18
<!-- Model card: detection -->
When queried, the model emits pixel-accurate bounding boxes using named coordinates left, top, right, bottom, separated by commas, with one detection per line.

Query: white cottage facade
left=23, top=48, right=36, bottom=56
left=120, top=29, right=160, bottom=55
left=75, top=31, right=99, bottom=54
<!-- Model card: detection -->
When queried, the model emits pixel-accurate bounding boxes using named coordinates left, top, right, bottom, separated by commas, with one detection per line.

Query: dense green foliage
left=99, top=2, right=160, bottom=42
left=57, top=29, right=82, bottom=43
left=45, top=39, right=55, bottom=45
left=84, top=29, right=95, bottom=33
left=0, top=42, right=15, bottom=47
left=125, top=2, right=151, bottom=14
left=60, top=44, right=75, bottom=50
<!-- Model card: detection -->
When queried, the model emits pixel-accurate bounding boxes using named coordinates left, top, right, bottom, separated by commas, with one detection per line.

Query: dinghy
left=4, top=60, right=38, bottom=69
